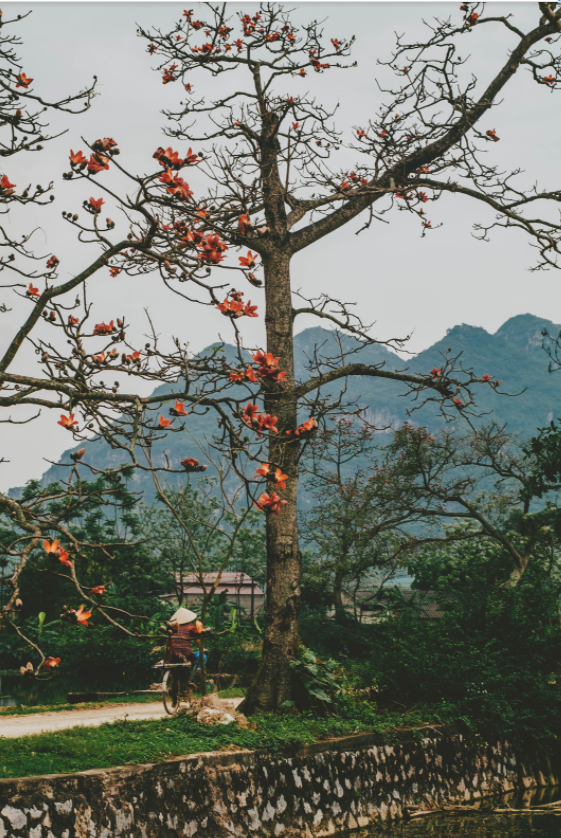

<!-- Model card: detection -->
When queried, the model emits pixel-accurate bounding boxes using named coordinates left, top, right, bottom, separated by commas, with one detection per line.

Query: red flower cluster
left=153, top=146, right=198, bottom=169
left=242, top=402, right=279, bottom=437
left=217, top=291, right=258, bottom=318
left=109, top=267, right=121, bottom=278
left=252, top=351, right=287, bottom=382
left=255, top=463, right=288, bottom=490
left=255, top=492, right=287, bottom=515
left=93, top=320, right=115, bottom=336
left=93, top=138, right=118, bottom=154
left=162, top=64, right=178, bottom=84
left=286, top=417, right=318, bottom=439
left=543, top=75, right=556, bottom=86
left=159, top=169, right=194, bottom=201
left=43, top=539, right=73, bottom=567
left=87, top=154, right=110, bottom=175
left=199, top=233, right=228, bottom=264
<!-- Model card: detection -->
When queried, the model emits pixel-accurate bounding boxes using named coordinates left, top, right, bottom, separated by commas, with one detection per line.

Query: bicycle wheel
left=162, top=668, right=180, bottom=716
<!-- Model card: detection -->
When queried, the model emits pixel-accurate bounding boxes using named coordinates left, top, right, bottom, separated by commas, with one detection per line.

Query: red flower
left=89, top=197, right=104, bottom=213
left=58, top=413, right=78, bottom=430
left=245, top=365, right=258, bottom=383
left=239, top=213, right=252, bottom=234
left=74, top=605, right=92, bottom=626
left=244, top=301, right=258, bottom=317
left=485, top=129, right=500, bottom=142
left=68, top=315, right=80, bottom=326
left=298, top=68, right=306, bottom=77
left=15, top=72, right=33, bottom=89
left=255, top=492, right=287, bottom=515
left=543, top=74, right=556, bottom=86
left=481, top=374, right=493, bottom=382
left=109, top=267, right=121, bottom=278
left=93, top=138, right=118, bottom=153
left=229, top=370, right=245, bottom=383
left=243, top=402, right=260, bottom=424
left=44, top=539, right=64, bottom=556
left=274, top=468, right=288, bottom=490
left=467, top=12, right=479, bottom=25
left=159, top=415, right=172, bottom=428
left=46, top=255, right=59, bottom=270
left=87, top=154, right=110, bottom=175
left=259, top=413, right=279, bottom=435
left=454, top=398, right=464, bottom=407
left=148, top=43, right=158, bottom=55
left=429, top=367, right=442, bottom=378
left=44, top=656, right=61, bottom=669
left=185, top=82, right=194, bottom=93
left=287, top=417, right=318, bottom=438
left=93, top=320, right=115, bottom=335
left=255, top=463, right=271, bottom=478
left=356, top=129, right=366, bottom=138
left=58, top=551, right=73, bottom=568
left=239, top=250, right=258, bottom=269
left=0, top=174, right=16, bottom=194
left=331, top=38, right=342, bottom=52
left=180, top=457, right=207, bottom=472
left=27, top=283, right=40, bottom=298
left=69, top=150, right=88, bottom=168
left=292, top=121, right=300, bottom=130
left=170, top=399, right=188, bottom=416
left=417, top=191, right=429, bottom=203
left=90, top=585, right=106, bottom=596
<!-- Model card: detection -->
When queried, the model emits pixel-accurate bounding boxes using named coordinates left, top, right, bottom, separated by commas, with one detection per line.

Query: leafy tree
left=1, top=4, right=561, bottom=711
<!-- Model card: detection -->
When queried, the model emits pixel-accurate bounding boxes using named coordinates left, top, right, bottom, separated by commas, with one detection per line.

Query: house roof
left=174, top=571, right=264, bottom=597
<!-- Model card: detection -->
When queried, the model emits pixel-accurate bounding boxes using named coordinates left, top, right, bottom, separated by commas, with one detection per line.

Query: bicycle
left=159, top=662, right=197, bottom=716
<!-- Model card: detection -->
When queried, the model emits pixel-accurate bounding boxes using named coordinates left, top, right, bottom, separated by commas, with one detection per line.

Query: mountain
left=15, top=313, right=561, bottom=499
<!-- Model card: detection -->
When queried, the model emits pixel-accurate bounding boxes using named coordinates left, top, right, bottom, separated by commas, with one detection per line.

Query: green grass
left=0, top=702, right=436, bottom=779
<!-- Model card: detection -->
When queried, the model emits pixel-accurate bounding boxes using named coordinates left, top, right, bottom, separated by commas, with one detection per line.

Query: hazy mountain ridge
left=16, top=313, right=561, bottom=498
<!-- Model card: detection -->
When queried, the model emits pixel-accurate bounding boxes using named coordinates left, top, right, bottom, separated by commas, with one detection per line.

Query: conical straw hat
left=170, top=606, right=197, bottom=625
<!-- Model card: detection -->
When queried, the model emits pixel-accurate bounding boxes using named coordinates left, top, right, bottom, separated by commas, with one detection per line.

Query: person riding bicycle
left=167, top=607, right=209, bottom=673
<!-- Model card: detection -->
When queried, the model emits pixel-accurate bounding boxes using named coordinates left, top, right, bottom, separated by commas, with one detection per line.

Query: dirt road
left=0, top=697, right=244, bottom=739
left=0, top=701, right=171, bottom=739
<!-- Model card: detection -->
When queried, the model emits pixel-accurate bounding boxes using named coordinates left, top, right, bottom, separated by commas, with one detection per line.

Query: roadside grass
left=0, top=703, right=438, bottom=779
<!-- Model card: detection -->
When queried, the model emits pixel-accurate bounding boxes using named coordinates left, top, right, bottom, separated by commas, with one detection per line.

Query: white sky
left=1, top=1, right=560, bottom=490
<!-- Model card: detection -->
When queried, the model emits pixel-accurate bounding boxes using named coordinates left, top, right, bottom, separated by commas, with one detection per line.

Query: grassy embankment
left=0, top=702, right=435, bottom=780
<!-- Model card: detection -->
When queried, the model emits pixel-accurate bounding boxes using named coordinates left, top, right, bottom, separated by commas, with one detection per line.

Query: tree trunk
left=241, top=250, right=301, bottom=713
left=333, top=568, right=349, bottom=625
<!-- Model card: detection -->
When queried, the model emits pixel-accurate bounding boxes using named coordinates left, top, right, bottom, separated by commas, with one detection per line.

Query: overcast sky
left=1, top=1, right=559, bottom=490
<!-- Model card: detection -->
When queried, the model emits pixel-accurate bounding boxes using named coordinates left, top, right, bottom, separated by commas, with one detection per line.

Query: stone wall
left=0, top=726, right=558, bottom=837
